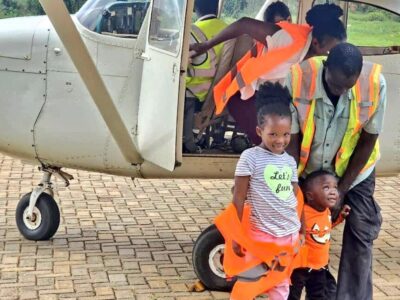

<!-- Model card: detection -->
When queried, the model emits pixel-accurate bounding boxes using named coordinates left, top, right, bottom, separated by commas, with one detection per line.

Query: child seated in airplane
left=263, top=1, right=292, bottom=23
left=289, top=170, right=351, bottom=300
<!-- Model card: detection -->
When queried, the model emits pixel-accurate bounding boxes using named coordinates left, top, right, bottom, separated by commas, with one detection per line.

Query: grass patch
left=347, top=11, right=400, bottom=47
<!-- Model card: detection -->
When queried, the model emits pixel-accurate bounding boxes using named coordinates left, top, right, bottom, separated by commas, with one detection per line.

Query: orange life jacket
left=213, top=22, right=312, bottom=115
left=214, top=190, right=307, bottom=299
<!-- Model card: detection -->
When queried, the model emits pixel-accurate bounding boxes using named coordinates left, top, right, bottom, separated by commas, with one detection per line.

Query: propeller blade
left=39, top=0, right=143, bottom=164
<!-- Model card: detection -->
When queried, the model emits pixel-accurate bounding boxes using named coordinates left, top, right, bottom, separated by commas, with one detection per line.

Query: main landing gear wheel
left=16, top=192, right=60, bottom=240
left=192, top=224, right=235, bottom=291
left=15, top=166, right=73, bottom=241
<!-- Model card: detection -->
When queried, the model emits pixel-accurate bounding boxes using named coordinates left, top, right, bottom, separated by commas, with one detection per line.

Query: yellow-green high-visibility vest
left=186, top=18, right=227, bottom=102
left=290, top=56, right=382, bottom=177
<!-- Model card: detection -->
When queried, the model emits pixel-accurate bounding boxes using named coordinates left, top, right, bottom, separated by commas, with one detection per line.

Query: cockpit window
left=76, top=0, right=149, bottom=38
left=148, top=0, right=185, bottom=53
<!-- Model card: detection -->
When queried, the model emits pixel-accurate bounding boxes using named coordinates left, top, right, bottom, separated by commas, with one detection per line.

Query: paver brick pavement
left=0, top=154, right=399, bottom=299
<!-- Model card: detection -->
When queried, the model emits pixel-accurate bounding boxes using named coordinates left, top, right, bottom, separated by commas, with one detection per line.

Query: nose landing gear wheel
left=16, top=192, right=60, bottom=240
left=192, top=224, right=235, bottom=291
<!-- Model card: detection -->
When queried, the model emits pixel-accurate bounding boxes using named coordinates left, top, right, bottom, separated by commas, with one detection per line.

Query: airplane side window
left=96, top=1, right=150, bottom=37
left=220, top=0, right=298, bottom=24
left=77, top=0, right=116, bottom=31
left=220, top=0, right=266, bottom=24
left=76, top=0, right=150, bottom=38
left=345, top=2, right=400, bottom=54
left=148, top=0, right=185, bottom=54
left=282, top=0, right=299, bottom=23
left=312, top=1, right=400, bottom=55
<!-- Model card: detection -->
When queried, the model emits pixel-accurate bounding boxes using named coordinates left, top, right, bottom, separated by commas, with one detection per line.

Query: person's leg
left=288, top=268, right=309, bottom=300
left=304, top=268, right=327, bottom=300
left=183, top=96, right=198, bottom=153
left=324, top=267, right=337, bottom=300
left=268, top=279, right=290, bottom=300
left=227, top=92, right=261, bottom=145
left=336, top=170, right=382, bottom=300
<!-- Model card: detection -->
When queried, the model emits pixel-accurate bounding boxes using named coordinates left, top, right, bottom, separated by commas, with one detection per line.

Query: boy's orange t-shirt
left=303, top=204, right=333, bottom=270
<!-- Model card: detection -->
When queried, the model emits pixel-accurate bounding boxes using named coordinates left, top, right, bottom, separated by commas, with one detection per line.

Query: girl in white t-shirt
left=232, top=82, right=302, bottom=300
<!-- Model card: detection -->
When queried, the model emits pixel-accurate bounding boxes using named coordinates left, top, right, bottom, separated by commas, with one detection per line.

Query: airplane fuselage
left=1, top=0, right=400, bottom=180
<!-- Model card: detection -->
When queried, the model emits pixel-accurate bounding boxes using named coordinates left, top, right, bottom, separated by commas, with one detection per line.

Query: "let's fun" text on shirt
left=235, top=146, right=300, bottom=237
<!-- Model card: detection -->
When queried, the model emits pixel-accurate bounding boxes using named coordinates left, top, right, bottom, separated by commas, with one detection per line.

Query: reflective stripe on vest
left=291, top=57, right=382, bottom=177
left=213, top=21, right=312, bottom=115
left=219, top=42, right=264, bottom=106
left=186, top=19, right=227, bottom=101
left=335, top=62, right=382, bottom=176
left=291, top=57, right=323, bottom=175
left=189, top=25, right=217, bottom=78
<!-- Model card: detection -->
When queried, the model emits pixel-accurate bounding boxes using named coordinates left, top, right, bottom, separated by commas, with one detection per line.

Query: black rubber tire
left=192, top=224, right=235, bottom=291
left=15, top=192, right=60, bottom=240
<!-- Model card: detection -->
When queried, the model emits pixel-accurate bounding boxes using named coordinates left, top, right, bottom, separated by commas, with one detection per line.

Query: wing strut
left=39, top=0, right=143, bottom=164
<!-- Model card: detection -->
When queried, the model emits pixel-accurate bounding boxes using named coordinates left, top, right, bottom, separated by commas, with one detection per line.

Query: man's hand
left=340, top=205, right=351, bottom=218
left=232, top=241, right=245, bottom=257
left=331, top=200, right=343, bottom=222
left=189, top=42, right=210, bottom=58
left=331, top=183, right=348, bottom=221
left=331, top=204, right=351, bottom=227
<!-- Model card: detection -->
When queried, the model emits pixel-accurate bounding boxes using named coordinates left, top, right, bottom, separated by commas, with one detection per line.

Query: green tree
left=26, top=0, right=86, bottom=15
left=0, top=0, right=22, bottom=17
left=1, top=0, right=86, bottom=18
left=26, top=0, right=44, bottom=15
left=223, top=0, right=248, bottom=19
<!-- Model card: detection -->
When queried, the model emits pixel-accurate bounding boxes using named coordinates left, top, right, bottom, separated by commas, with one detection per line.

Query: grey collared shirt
left=286, top=66, right=387, bottom=187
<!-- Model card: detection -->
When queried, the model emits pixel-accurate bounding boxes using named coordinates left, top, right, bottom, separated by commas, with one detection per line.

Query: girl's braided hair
left=255, top=82, right=292, bottom=127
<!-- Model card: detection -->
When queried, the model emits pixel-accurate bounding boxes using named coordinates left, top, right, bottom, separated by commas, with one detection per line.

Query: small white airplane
left=0, top=0, right=399, bottom=291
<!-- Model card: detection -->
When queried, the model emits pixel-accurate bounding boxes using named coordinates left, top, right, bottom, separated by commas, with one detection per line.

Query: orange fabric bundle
left=214, top=190, right=308, bottom=299
left=213, top=22, right=312, bottom=115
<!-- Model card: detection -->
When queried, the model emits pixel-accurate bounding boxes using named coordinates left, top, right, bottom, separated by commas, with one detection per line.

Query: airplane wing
left=39, top=0, right=143, bottom=165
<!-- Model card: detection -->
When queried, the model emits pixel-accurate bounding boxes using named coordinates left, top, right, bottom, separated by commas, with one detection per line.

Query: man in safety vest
left=183, top=0, right=227, bottom=153
left=286, top=43, right=386, bottom=300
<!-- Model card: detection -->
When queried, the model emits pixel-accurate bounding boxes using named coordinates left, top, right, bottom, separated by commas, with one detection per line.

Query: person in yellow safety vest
left=190, top=4, right=346, bottom=146
left=183, top=0, right=227, bottom=153
left=285, top=43, right=387, bottom=300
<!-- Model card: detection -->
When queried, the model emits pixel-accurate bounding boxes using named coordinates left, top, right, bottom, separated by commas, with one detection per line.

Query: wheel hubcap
left=23, top=207, right=42, bottom=230
left=209, top=244, right=226, bottom=278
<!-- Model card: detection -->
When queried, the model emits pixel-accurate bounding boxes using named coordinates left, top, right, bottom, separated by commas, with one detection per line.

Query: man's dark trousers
left=336, top=170, right=382, bottom=300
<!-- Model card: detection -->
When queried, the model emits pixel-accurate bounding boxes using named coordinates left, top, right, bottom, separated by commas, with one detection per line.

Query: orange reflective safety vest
left=213, top=21, right=312, bottom=115
left=291, top=57, right=382, bottom=176
left=214, top=190, right=307, bottom=300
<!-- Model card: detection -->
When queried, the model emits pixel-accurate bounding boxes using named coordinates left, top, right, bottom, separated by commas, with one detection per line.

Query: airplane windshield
left=76, top=0, right=149, bottom=37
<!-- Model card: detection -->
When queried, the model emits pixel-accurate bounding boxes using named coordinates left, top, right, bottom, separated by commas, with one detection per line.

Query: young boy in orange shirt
left=289, top=170, right=351, bottom=300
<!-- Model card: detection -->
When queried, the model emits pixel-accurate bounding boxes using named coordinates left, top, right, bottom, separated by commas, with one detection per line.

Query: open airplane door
left=136, top=0, right=187, bottom=171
